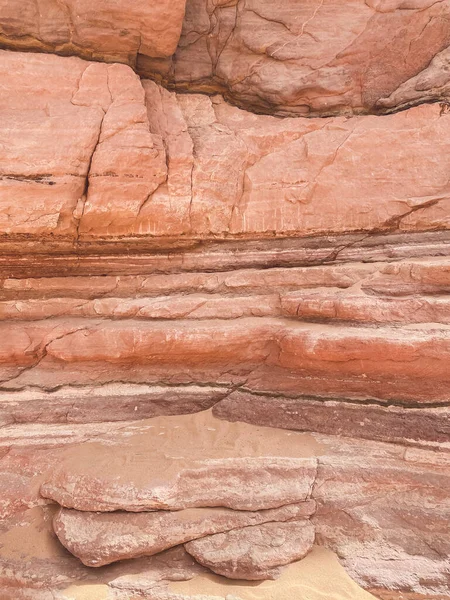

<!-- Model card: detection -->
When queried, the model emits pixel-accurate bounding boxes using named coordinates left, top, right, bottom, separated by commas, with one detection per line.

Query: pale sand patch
left=169, top=546, right=378, bottom=600
left=49, top=408, right=326, bottom=488
left=60, top=584, right=110, bottom=600
left=0, top=505, right=59, bottom=560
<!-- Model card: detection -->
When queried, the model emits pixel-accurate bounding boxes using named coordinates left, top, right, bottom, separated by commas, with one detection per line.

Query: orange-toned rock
left=141, top=0, right=450, bottom=116
left=184, top=520, right=315, bottom=580
left=1, top=317, right=450, bottom=406
left=0, top=51, right=166, bottom=240
left=0, top=0, right=186, bottom=64
left=53, top=502, right=314, bottom=567
left=2, top=51, right=450, bottom=243
left=281, top=288, right=450, bottom=324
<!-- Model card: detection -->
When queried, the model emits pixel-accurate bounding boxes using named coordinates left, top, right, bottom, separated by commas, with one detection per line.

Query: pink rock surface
left=1, top=412, right=448, bottom=598
left=0, top=505, right=205, bottom=599
left=313, top=448, right=450, bottom=597
left=213, top=391, right=450, bottom=447
left=281, top=288, right=450, bottom=324
left=0, top=0, right=186, bottom=63
left=39, top=411, right=318, bottom=512
left=141, top=0, right=450, bottom=116
left=2, top=52, right=450, bottom=242
left=53, top=502, right=315, bottom=567
left=1, top=316, right=449, bottom=406
left=1, top=5, right=450, bottom=599
left=185, top=520, right=315, bottom=580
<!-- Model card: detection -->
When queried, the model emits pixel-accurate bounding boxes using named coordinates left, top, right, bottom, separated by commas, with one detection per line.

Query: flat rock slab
left=54, top=501, right=315, bottom=567
left=40, top=411, right=320, bottom=511
left=185, top=520, right=315, bottom=580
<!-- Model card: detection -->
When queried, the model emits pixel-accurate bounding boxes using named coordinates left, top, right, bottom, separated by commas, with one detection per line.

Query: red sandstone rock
left=1, top=5, right=450, bottom=599
left=213, top=391, right=450, bottom=447
left=281, top=288, right=450, bottom=324
left=2, top=51, right=450, bottom=243
left=1, top=317, right=450, bottom=406
left=184, top=520, right=315, bottom=580
left=141, top=0, right=450, bottom=116
left=0, top=384, right=227, bottom=427
left=39, top=411, right=317, bottom=511
left=1, top=412, right=448, bottom=599
left=313, top=450, right=450, bottom=597
left=53, top=502, right=315, bottom=567
left=0, top=0, right=186, bottom=63
left=0, top=506, right=205, bottom=599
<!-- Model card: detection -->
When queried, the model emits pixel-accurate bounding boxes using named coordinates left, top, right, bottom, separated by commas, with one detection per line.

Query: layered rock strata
left=1, top=2, right=450, bottom=598
left=1, top=411, right=449, bottom=599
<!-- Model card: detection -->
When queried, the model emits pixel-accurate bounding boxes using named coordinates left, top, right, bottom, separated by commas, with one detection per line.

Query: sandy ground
left=169, top=546, right=378, bottom=600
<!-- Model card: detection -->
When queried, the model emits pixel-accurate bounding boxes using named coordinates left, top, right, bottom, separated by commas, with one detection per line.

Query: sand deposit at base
left=169, top=546, right=378, bottom=600
left=60, top=585, right=111, bottom=600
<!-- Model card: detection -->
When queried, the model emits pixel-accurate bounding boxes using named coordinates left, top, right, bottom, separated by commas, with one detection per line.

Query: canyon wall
left=0, top=1, right=449, bottom=599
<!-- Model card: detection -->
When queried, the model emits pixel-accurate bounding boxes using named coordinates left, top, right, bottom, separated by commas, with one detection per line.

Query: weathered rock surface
left=2, top=51, right=450, bottom=243
left=0, top=506, right=207, bottom=600
left=1, top=5, right=450, bottom=599
left=1, top=412, right=448, bottom=599
left=39, top=411, right=318, bottom=512
left=1, top=317, right=449, bottom=406
left=213, top=391, right=450, bottom=448
left=53, top=502, right=315, bottom=567
left=141, top=0, right=450, bottom=117
left=313, top=444, right=450, bottom=598
left=184, top=520, right=315, bottom=580
left=0, top=0, right=186, bottom=64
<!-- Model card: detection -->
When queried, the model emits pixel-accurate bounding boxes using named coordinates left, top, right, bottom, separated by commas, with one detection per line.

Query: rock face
left=2, top=51, right=450, bottom=242
left=54, top=502, right=315, bottom=567
left=1, top=411, right=448, bottom=599
left=1, top=3, right=450, bottom=600
left=39, top=410, right=318, bottom=512
left=141, top=0, right=450, bottom=117
left=0, top=0, right=187, bottom=64
left=184, top=520, right=316, bottom=580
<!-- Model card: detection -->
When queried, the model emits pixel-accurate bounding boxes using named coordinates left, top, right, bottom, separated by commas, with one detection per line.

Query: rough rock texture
left=2, top=51, right=450, bottom=242
left=141, top=0, right=450, bottom=117
left=184, top=520, right=315, bottom=580
left=1, top=3, right=450, bottom=599
left=39, top=411, right=318, bottom=512
left=53, top=502, right=315, bottom=567
left=1, top=412, right=448, bottom=599
left=0, top=0, right=186, bottom=64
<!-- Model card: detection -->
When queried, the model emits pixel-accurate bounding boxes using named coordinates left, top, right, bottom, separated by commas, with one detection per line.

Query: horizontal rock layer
left=0, top=0, right=186, bottom=63
left=54, top=502, right=315, bottom=567
left=1, top=412, right=448, bottom=599
left=1, top=17, right=450, bottom=600
left=2, top=51, right=450, bottom=242
left=40, top=410, right=318, bottom=511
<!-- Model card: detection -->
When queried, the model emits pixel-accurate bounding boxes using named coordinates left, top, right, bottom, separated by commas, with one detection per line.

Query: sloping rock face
left=0, top=2, right=450, bottom=600
left=140, top=0, right=450, bottom=117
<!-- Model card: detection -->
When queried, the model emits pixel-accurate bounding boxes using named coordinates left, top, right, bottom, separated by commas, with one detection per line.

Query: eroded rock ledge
left=1, top=411, right=449, bottom=600
left=0, top=12, right=449, bottom=600
left=2, top=1, right=450, bottom=117
left=2, top=51, right=450, bottom=242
